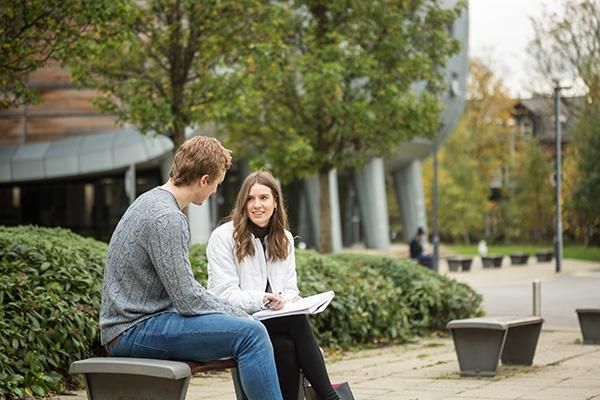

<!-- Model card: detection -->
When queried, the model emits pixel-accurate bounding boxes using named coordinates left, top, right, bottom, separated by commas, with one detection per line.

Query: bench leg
left=232, top=367, right=305, bottom=399
left=450, top=328, right=507, bottom=376
left=231, top=368, right=248, bottom=400
left=501, top=322, right=542, bottom=365
left=82, top=373, right=190, bottom=400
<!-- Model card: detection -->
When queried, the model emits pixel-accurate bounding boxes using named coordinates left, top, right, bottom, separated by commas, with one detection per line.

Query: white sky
left=469, top=0, right=564, bottom=98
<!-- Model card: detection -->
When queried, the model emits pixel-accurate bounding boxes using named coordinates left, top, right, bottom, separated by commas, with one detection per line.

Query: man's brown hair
left=169, top=136, right=232, bottom=186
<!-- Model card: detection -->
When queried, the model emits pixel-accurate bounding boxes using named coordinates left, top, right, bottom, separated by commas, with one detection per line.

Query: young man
left=99, top=136, right=283, bottom=400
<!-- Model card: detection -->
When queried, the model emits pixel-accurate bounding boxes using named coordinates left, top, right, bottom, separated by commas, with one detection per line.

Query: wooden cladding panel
left=0, top=116, right=118, bottom=144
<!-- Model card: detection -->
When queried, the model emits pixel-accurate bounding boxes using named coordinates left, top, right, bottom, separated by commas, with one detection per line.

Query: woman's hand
left=262, top=292, right=285, bottom=310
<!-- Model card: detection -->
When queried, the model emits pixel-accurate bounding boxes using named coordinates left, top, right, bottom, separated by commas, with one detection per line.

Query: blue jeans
left=107, top=312, right=283, bottom=400
left=415, top=254, right=433, bottom=269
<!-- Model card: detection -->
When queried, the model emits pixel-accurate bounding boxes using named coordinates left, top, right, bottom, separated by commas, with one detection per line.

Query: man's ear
left=199, top=174, right=210, bottom=186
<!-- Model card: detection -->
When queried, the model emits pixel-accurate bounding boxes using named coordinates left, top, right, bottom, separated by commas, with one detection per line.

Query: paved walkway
left=58, top=257, right=600, bottom=400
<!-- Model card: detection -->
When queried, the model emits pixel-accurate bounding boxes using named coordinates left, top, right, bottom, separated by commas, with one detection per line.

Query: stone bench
left=70, top=356, right=307, bottom=400
left=481, top=255, right=503, bottom=268
left=535, top=251, right=553, bottom=263
left=576, top=308, right=600, bottom=344
left=69, top=357, right=246, bottom=400
left=447, top=257, right=473, bottom=272
left=509, top=253, right=529, bottom=266
left=447, top=316, right=543, bottom=376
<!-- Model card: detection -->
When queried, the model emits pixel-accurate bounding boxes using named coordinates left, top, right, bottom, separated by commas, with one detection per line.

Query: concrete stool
left=447, top=316, right=543, bottom=376
left=576, top=308, right=600, bottom=344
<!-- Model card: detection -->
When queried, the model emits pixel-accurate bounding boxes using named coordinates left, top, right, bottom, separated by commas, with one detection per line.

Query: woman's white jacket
left=207, top=221, right=299, bottom=314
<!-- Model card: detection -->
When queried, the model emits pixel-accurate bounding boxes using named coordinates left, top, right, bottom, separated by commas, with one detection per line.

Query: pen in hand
left=262, top=292, right=284, bottom=310
left=261, top=299, right=273, bottom=310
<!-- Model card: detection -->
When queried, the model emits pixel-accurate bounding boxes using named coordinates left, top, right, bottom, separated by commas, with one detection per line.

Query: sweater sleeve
left=144, top=212, right=248, bottom=318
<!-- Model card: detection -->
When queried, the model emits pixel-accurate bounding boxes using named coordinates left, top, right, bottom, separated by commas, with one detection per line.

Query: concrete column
left=124, top=164, right=136, bottom=204
left=189, top=201, right=213, bottom=245
left=392, top=160, right=428, bottom=242
left=354, top=158, right=390, bottom=249
left=328, top=169, right=342, bottom=253
left=302, top=171, right=342, bottom=252
left=160, top=152, right=174, bottom=182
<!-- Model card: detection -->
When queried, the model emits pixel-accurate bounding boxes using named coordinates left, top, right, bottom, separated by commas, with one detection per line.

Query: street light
left=553, top=79, right=569, bottom=273
left=432, top=138, right=440, bottom=272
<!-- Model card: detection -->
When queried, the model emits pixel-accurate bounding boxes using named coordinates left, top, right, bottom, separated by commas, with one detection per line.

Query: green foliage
left=0, top=226, right=106, bottom=399
left=504, top=138, right=555, bottom=242
left=225, top=0, right=465, bottom=182
left=0, top=0, right=122, bottom=108
left=221, top=0, right=465, bottom=252
left=331, top=253, right=484, bottom=332
left=569, top=106, right=600, bottom=245
left=69, top=0, right=280, bottom=148
left=190, top=244, right=482, bottom=348
left=447, top=244, right=600, bottom=262
left=423, top=59, right=515, bottom=243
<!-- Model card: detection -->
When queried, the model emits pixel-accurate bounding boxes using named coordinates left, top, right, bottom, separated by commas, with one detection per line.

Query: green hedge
left=190, top=245, right=483, bottom=348
left=2, top=228, right=481, bottom=398
left=331, top=254, right=484, bottom=333
left=0, top=226, right=106, bottom=399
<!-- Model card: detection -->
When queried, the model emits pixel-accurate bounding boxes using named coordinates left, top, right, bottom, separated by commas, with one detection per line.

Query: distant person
left=478, top=240, right=488, bottom=257
left=99, top=136, right=283, bottom=400
left=207, top=171, right=341, bottom=400
left=409, top=227, right=433, bottom=269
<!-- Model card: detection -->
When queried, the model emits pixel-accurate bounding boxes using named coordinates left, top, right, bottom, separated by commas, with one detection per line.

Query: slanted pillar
left=354, top=158, right=390, bottom=249
left=302, top=171, right=342, bottom=253
left=392, top=160, right=428, bottom=242
left=124, top=164, right=136, bottom=204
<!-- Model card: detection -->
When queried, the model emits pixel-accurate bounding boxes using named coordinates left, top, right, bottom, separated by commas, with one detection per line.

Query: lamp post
left=432, top=139, right=440, bottom=272
left=553, top=79, right=568, bottom=273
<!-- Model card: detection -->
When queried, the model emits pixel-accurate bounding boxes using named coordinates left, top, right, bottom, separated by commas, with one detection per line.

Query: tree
left=529, top=0, right=600, bottom=101
left=567, top=106, right=600, bottom=246
left=423, top=127, right=489, bottom=243
left=223, top=0, right=465, bottom=252
left=0, top=0, right=119, bottom=108
left=423, top=59, right=515, bottom=242
left=69, top=0, right=281, bottom=150
left=529, top=0, right=600, bottom=245
left=504, top=138, right=555, bottom=243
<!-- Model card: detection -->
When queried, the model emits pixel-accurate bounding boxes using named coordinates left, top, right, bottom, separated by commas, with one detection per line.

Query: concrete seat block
left=447, top=316, right=543, bottom=377
left=576, top=308, right=600, bottom=344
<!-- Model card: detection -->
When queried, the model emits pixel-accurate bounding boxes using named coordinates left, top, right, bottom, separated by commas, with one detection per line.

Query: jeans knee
left=241, top=319, right=271, bottom=346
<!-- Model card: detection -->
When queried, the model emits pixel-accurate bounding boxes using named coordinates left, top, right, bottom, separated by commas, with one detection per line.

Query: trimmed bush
left=0, top=226, right=106, bottom=399
left=332, top=254, right=484, bottom=332
left=191, top=245, right=411, bottom=347
left=190, top=245, right=482, bottom=347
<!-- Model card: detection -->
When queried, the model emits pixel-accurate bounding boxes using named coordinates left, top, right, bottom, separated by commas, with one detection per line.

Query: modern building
left=0, top=0, right=468, bottom=250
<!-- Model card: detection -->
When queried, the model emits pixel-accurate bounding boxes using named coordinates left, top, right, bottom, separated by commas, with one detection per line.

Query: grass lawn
left=446, top=244, right=600, bottom=262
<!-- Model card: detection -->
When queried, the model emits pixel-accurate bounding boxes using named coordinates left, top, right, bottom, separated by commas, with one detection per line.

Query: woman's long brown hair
left=231, top=171, right=290, bottom=263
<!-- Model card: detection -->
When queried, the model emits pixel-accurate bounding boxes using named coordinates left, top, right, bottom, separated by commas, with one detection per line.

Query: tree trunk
left=171, top=125, right=186, bottom=151
left=318, top=170, right=333, bottom=253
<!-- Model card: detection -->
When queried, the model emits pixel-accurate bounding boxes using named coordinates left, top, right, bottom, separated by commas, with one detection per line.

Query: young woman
left=207, top=171, right=340, bottom=400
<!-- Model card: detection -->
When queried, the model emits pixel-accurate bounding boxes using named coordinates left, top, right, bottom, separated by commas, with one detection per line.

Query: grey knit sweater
left=99, top=187, right=248, bottom=345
